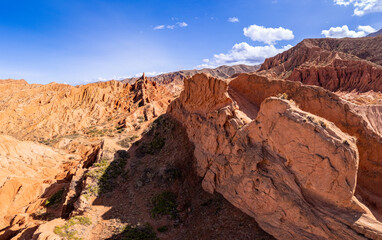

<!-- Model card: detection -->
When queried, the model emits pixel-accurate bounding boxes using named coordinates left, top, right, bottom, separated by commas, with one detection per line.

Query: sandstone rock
left=0, top=134, right=104, bottom=238
left=0, top=135, right=77, bottom=234
left=259, top=37, right=382, bottom=93
left=0, top=78, right=171, bottom=141
left=168, top=73, right=382, bottom=239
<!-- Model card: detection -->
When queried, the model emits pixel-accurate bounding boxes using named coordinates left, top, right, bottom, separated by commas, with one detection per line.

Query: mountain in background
left=367, top=29, right=382, bottom=37
left=122, top=64, right=260, bottom=85
left=259, top=35, right=382, bottom=93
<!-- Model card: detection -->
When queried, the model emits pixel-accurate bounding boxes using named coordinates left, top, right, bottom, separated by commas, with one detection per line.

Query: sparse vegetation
left=54, top=216, right=92, bottom=240
left=85, top=127, right=110, bottom=137
left=85, top=153, right=129, bottom=195
left=151, top=191, right=177, bottom=219
left=277, top=92, right=289, bottom=100
left=45, top=188, right=65, bottom=207
left=117, top=135, right=139, bottom=148
left=132, top=122, right=141, bottom=131
left=118, top=223, right=158, bottom=240
left=39, top=138, right=60, bottom=146
left=147, top=115, right=176, bottom=135
left=115, top=125, right=125, bottom=133
left=137, top=116, right=145, bottom=123
left=157, top=226, right=168, bottom=233
left=137, top=134, right=165, bottom=156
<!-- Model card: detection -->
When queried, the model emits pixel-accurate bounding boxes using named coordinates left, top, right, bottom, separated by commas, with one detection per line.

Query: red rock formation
left=168, top=73, right=382, bottom=239
left=0, top=78, right=171, bottom=141
left=259, top=37, right=382, bottom=93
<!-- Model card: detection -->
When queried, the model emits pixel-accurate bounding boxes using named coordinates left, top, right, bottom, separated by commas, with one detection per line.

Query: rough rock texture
left=168, top=73, right=382, bottom=239
left=0, top=134, right=103, bottom=239
left=259, top=37, right=382, bottom=93
left=0, top=135, right=74, bottom=235
left=0, top=76, right=171, bottom=141
left=123, top=64, right=260, bottom=86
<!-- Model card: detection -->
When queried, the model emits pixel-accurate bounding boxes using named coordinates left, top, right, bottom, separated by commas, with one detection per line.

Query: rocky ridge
left=122, top=64, right=260, bottom=86
left=0, top=75, right=171, bottom=141
left=168, top=73, right=382, bottom=239
left=259, top=36, right=382, bottom=93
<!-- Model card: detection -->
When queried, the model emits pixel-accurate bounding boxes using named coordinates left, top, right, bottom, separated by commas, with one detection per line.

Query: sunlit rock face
left=168, top=73, right=382, bottom=240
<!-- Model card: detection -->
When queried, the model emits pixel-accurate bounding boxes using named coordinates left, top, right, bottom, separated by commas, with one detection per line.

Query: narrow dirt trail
left=228, top=87, right=259, bottom=120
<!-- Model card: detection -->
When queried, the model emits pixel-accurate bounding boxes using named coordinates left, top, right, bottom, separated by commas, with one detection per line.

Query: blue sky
left=0, top=0, right=381, bottom=85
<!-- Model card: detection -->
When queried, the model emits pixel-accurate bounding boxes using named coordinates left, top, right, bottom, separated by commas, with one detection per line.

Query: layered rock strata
left=168, top=73, right=382, bottom=239
left=259, top=37, right=382, bottom=93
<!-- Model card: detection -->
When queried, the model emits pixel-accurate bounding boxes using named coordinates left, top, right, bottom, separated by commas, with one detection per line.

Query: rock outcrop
left=168, top=73, right=382, bottom=239
left=0, top=134, right=104, bottom=239
left=259, top=37, right=382, bottom=93
left=0, top=77, right=171, bottom=141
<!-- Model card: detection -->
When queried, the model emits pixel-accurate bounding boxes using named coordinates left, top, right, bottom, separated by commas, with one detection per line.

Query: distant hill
left=122, top=64, right=260, bottom=85
left=367, top=29, right=382, bottom=37
left=259, top=36, right=382, bottom=92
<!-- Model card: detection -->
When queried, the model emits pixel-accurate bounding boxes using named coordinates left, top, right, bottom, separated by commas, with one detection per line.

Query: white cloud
left=198, top=24, right=294, bottom=68
left=228, top=17, right=239, bottom=23
left=153, top=25, right=165, bottom=30
left=334, top=0, right=382, bottom=16
left=177, top=22, right=188, bottom=27
left=321, top=25, right=376, bottom=38
left=358, top=25, right=377, bottom=33
left=243, top=25, right=294, bottom=45
left=197, top=42, right=292, bottom=68
left=154, top=22, right=188, bottom=30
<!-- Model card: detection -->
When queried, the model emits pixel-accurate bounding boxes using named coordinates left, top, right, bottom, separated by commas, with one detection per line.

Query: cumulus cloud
left=334, top=0, right=382, bottom=16
left=197, top=42, right=293, bottom=68
left=321, top=25, right=376, bottom=38
left=153, top=25, right=165, bottom=30
left=228, top=17, right=239, bottom=23
left=198, top=24, right=294, bottom=68
left=243, top=24, right=294, bottom=45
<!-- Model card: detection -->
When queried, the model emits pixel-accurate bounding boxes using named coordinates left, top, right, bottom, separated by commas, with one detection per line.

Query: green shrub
left=157, top=226, right=168, bottom=233
left=151, top=191, right=177, bottom=219
left=45, top=188, right=65, bottom=207
left=54, top=216, right=92, bottom=240
left=137, top=134, right=165, bottom=157
left=277, top=92, right=289, bottom=100
left=119, top=223, right=158, bottom=240
left=85, top=156, right=128, bottom=195
left=137, top=116, right=145, bottom=123
left=117, top=135, right=139, bottom=148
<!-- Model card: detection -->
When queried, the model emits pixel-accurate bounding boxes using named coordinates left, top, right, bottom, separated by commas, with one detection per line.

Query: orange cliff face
left=0, top=76, right=172, bottom=141
left=259, top=37, right=382, bottom=93
left=168, top=73, right=382, bottom=239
